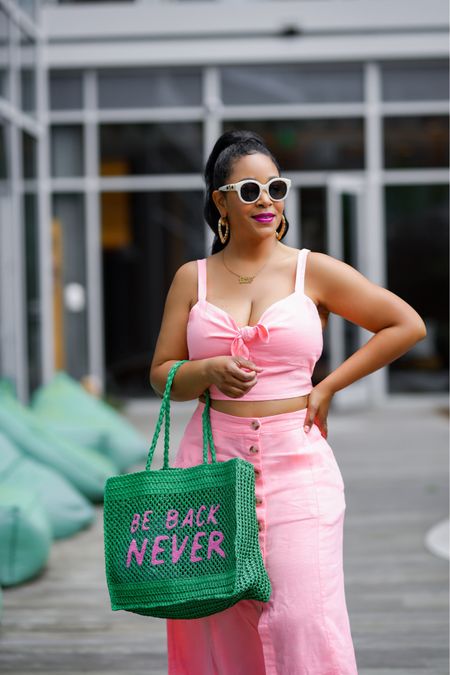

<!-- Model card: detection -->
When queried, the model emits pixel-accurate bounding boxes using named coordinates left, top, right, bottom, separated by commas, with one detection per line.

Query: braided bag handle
left=145, top=360, right=217, bottom=471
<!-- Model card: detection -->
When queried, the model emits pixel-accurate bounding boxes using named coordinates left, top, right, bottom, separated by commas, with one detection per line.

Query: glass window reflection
left=101, top=190, right=204, bottom=395
left=385, top=184, right=449, bottom=393
left=20, top=30, right=36, bottom=118
left=384, top=116, right=449, bottom=169
left=22, top=131, right=37, bottom=180
left=224, top=119, right=365, bottom=171
left=0, top=122, right=8, bottom=180
left=382, top=60, right=450, bottom=102
left=17, top=0, right=35, bottom=21
left=51, top=125, right=84, bottom=177
left=52, top=193, right=89, bottom=381
left=98, top=68, right=202, bottom=109
left=50, top=71, right=83, bottom=111
left=100, top=123, right=203, bottom=176
left=24, top=193, right=42, bottom=394
left=0, top=7, right=9, bottom=101
left=222, top=63, right=364, bottom=105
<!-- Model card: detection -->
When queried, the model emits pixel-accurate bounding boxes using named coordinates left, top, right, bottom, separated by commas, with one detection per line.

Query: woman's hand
left=303, top=384, right=334, bottom=439
left=202, top=356, right=263, bottom=399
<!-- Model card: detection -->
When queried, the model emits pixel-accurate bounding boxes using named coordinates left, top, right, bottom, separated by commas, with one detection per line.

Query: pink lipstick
left=252, top=214, right=275, bottom=223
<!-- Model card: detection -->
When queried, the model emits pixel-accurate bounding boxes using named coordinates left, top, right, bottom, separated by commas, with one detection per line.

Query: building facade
left=0, top=0, right=51, bottom=402
left=1, top=0, right=449, bottom=405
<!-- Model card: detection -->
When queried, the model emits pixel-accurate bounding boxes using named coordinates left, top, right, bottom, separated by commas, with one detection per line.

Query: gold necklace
left=222, top=244, right=278, bottom=284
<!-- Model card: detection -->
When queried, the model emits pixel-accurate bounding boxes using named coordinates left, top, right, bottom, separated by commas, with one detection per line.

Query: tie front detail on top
left=187, top=248, right=323, bottom=401
left=231, top=324, right=270, bottom=359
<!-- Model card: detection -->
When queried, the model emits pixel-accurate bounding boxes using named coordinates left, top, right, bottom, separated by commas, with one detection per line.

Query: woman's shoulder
left=167, top=260, right=201, bottom=312
left=305, top=249, right=352, bottom=275
left=303, top=249, right=345, bottom=288
left=304, top=249, right=370, bottom=311
left=170, top=260, right=199, bottom=296
left=175, top=259, right=199, bottom=275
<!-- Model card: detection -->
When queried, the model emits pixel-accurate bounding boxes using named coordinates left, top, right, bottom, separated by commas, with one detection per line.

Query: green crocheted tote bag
left=103, top=360, right=272, bottom=619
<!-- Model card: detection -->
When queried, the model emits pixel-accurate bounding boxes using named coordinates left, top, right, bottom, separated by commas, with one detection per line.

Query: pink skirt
left=167, top=402, right=359, bottom=675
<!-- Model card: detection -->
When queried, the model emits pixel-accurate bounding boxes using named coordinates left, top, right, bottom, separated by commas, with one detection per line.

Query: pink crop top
left=187, top=248, right=323, bottom=400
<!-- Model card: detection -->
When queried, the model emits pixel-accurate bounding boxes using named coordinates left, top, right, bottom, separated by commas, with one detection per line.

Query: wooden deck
left=0, top=396, right=448, bottom=674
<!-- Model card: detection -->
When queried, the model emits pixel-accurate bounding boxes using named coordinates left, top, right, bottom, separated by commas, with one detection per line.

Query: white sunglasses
left=218, top=177, right=291, bottom=204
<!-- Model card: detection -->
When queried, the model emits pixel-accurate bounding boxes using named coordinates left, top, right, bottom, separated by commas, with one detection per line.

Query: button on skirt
left=167, top=402, right=359, bottom=675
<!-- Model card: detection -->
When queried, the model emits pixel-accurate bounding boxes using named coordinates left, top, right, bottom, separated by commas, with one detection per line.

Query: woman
left=150, top=130, right=426, bottom=675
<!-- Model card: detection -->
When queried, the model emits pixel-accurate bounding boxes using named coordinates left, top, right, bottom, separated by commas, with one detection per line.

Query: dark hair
left=203, top=129, right=290, bottom=254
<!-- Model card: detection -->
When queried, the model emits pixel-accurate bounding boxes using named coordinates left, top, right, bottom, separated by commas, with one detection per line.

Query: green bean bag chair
left=0, top=432, right=95, bottom=539
left=34, top=423, right=110, bottom=459
left=0, top=381, right=117, bottom=502
left=0, top=485, right=52, bottom=586
left=31, top=371, right=149, bottom=471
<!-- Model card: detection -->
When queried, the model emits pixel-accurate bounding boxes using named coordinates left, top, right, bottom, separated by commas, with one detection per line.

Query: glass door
left=326, top=174, right=371, bottom=409
left=293, top=186, right=329, bottom=385
left=100, top=189, right=205, bottom=397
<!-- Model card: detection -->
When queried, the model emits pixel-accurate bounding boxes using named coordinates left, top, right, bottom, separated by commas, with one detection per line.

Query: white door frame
left=326, top=173, right=373, bottom=410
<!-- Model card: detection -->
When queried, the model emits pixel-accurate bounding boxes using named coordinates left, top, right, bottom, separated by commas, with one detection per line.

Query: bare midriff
left=197, top=393, right=310, bottom=418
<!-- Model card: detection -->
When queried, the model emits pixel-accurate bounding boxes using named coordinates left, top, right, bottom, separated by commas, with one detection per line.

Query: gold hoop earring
left=218, top=216, right=229, bottom=244
left=276, top=214, right=287, bottom=241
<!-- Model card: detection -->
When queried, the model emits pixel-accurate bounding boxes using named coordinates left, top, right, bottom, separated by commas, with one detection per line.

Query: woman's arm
left=149, top=262, right=212, bottom=401
left=308, top=252, right=427, bottom=396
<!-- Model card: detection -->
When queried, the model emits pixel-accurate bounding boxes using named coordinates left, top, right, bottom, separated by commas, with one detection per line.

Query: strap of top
left=197, top=258, right=207, bottom=302
left=295, top=248, right=310, bottom=293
